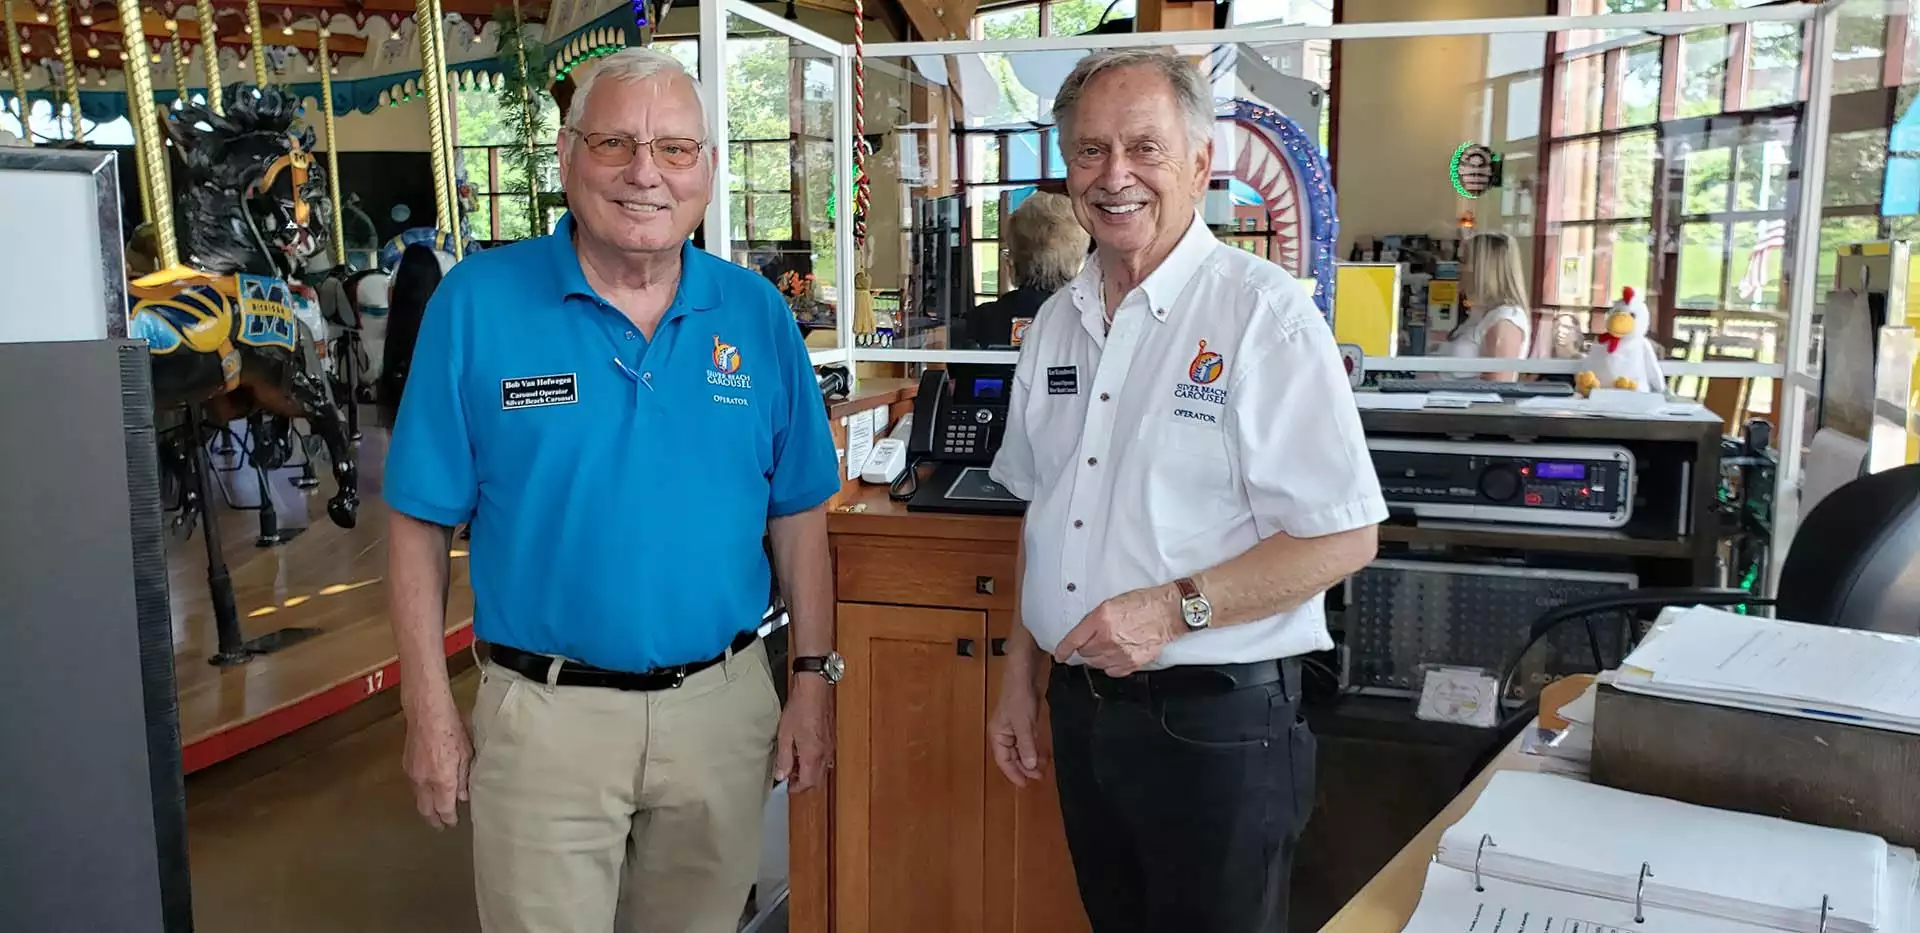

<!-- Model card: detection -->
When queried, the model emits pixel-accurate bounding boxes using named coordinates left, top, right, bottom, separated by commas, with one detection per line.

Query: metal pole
left=3, top=0, right=30, bottom=140
left=120, top=0, right=178, bottom=269
left=416, top=0, right=457, bottom=254
left=167, top=25, right=191, bottom=110
left=245, top=0, right=268, bottom=87
left=51, top=0, right=82, bottom=142
left=317, top=28, right=346, bottom=267
left=429, top=0, right=461, bottom=259
left=194, top=0, right=222, bottom=113
left=1769, top=1, right=1839, bottom=596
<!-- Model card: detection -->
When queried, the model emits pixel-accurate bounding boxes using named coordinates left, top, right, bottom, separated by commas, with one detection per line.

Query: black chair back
left=1777, top=462, right=1920, bottom=635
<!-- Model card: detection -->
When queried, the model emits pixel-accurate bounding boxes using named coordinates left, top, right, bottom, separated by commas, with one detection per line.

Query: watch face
left=824, top=653, right=846, bottom=683
left=1182, top=596, right=1211, bottom=629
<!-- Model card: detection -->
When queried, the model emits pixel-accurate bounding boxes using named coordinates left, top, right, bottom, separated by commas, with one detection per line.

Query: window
left=455, top=88, right=561, bottom=241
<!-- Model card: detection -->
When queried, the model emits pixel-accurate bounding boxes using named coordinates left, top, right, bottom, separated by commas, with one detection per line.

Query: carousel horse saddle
left=130, top=284, right=236, bottom=356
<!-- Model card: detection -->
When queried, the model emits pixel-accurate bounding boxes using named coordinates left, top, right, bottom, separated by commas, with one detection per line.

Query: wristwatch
left=793, top=651, right=846, bottom=685
left=1174, top=577, right=1212, bottom=631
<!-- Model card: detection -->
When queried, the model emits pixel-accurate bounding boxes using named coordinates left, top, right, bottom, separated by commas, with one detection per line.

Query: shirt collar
left=1068, top=209, right=1216, bottom=325
left=547, top=212, right=721, bottom=312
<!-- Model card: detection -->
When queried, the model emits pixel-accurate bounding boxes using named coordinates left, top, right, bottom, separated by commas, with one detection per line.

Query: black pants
left=1047, top=660, right=1316, bottom=933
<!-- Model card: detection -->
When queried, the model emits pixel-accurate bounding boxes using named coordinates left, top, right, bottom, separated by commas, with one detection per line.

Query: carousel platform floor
left=172, top=423, right=476, bottom=773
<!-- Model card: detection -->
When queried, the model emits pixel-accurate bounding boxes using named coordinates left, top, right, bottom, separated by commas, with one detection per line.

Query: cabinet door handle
left=976, top=576, right=996, bottom=595
left=956, top=638, right=976, bottom=657
left=990, top=638, right=1007, bottom=656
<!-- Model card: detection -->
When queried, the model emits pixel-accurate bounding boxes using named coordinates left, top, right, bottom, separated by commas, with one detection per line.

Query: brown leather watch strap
left=1174, top=577, right=1200, bottom=600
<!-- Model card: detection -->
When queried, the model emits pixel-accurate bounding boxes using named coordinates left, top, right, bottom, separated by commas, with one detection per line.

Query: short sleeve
left=384, top=273, right=479, bottom=528
left=766, top=315, right=840, bottom=517
left=1227, top=306, right=1388, bottom=539
left=988, top=317, right=1042, bottom=500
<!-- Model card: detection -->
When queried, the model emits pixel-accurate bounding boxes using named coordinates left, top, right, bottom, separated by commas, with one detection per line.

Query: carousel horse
left=129, top=86, right=360, bottom=540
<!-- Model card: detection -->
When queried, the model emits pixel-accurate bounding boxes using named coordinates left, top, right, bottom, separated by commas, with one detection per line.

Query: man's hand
left=774, top=674, right=834, bottom=793
left=402, top=693, right=471, bottom=830
left=1053, top=584, right=1183, bottom=676
left=989, top=667, right=1046, bottom=788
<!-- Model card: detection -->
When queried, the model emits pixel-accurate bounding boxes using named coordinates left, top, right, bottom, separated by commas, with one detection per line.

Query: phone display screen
left=970, top=377, right=1006, bottom=400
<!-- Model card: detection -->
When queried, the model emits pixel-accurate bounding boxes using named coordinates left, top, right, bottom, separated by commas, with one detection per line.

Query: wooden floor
left=171, top=423, right=475, bottom=772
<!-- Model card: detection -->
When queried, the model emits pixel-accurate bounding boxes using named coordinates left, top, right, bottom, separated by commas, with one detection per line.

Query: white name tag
left=501, top=373, right=579, bottom=410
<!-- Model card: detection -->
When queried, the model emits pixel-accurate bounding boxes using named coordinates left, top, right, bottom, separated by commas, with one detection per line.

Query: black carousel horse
left=129, top=85, right=359, bottom=664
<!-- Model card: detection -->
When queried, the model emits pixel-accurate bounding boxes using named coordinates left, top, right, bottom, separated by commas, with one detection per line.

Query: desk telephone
left=894, top=365, right=1027, bottom=515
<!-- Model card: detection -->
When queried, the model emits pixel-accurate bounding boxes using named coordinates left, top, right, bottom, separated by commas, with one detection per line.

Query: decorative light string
left=194, top=0, right=223, bottom=113
left=629, top=0, right=648, bottom=31
left=52, top=0, right=81, bottom=141
left=3, top=0, right=29, bottom=139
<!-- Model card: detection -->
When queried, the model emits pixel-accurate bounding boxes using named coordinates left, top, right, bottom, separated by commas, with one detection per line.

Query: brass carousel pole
left=414, top=0, right=457, bottom=259
left=317, top=27, right=345, bottom=267
left=431, top=0, right=462, bottom=260
left=125, top=56, right=155, bottom=226
left=166, top=20, right=191, bottom=110
left=51, top=0, right=82, bottom=141
left=244, top=0, right=268, bottom=87
left=3, top=0, right=30, bottom=140
left=120, top=0, right=178, bottom=269
left=193, top=0, right=222, bottom=113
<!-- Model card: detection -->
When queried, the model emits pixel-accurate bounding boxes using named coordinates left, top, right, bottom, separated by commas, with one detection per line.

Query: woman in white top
left=1443, top=231, right=1533, bottom=381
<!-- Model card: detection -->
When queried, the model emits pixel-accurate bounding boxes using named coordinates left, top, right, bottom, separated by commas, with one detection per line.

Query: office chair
left=1466, top=462, right=1920, bottom=782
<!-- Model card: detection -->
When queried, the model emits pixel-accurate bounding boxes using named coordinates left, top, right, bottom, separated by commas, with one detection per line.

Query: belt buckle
left=668, top=667, right=686, bottom=689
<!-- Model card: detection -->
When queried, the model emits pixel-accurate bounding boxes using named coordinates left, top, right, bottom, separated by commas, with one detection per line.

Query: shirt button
left=1100, top=392, right=1110, bottom=402
left=1066, top=583, right=1077, bottom=592
left=1073, top=519, right=1083, bottom=528
left=1086, top=457, right=1098, bottom=467
left=625, top=331, right=636, bottom=340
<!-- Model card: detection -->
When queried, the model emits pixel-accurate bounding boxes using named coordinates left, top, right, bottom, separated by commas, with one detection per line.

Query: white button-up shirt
left=989, top=212, right=1387, bottom=668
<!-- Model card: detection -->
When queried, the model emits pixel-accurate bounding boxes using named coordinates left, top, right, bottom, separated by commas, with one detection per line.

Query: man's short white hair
left=1052, top=48, right=1213, bottom=149
left=567, top=47, right=707, bottom=133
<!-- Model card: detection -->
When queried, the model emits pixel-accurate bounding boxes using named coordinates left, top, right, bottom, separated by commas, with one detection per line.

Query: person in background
left=384, top=47, right=841, bottom=933
left=1442, top=230, right=1534, bottom=381
left=967, top=190, right=1090, bottom=348
left=985, top=48, right=1386, bottom=933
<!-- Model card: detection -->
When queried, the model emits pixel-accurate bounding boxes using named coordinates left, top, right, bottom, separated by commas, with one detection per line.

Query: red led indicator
left=1524, top=492, right=1544, bottom=506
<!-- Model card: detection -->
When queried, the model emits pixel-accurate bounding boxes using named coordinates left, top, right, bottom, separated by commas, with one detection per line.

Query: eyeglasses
left=567, top=129, right=706, bottom=170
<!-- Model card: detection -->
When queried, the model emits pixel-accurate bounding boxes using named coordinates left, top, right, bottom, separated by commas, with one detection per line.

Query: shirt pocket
left=1142, top=421, right=1241, bottom=549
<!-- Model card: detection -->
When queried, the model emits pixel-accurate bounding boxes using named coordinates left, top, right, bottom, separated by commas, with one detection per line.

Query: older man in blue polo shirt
left=384, top=47, right=842, bottom=933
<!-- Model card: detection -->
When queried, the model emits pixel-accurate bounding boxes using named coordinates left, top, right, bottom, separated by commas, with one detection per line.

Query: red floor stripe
left=181, top=624, right=475, bottom=774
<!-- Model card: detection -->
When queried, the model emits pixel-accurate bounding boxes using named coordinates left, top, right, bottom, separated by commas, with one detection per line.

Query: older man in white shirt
left=986, top=48, right=1386, bottom=933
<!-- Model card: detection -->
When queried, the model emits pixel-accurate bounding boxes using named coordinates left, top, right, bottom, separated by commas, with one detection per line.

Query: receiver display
left=1534, top=461, right=1586, bottom=480
left=970, top=377, right=1006, bottom=399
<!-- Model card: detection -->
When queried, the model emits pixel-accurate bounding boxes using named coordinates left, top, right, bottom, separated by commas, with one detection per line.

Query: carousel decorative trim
left=1218, top=98, right=1339, bottom=320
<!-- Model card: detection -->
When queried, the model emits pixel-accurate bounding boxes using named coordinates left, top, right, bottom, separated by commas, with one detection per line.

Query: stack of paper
left=1403, top=771, right=1920, bottom=933
left=1610, top=606, right=1920, bottom=735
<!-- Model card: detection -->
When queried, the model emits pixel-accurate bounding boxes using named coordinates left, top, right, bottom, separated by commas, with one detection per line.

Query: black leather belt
left=487, top=630, right=759, bottom=691
left=1060, top=657, right=1300, bottom=702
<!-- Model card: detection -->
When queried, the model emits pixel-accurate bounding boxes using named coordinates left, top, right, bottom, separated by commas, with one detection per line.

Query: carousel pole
left=125, top=59, right=155, bottom=226
left=166, top=21, right=191, bottom=110
left=244, top=0, right=268, bottom=87
left=3, top=0, right=30, bottom=140
left=193, top=0, right=222, bottom=113
left=317, top=28, right=345, bottom=267
left=415, top=0, right=457, bottom=259
left=120, top=0, right=178, bottom=269
left=51, top=0, right=82, bottom=141
left=431, top=0, right=462, bottom=260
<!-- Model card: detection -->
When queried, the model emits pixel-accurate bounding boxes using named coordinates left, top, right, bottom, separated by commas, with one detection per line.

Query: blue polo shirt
left=384, top=214, right=840, bottom=672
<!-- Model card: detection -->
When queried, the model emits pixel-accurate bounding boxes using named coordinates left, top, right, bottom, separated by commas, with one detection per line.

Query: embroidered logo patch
left=707, top=334, right=752, bottom=390
left=502, top=373, right=579, bottom=410
left=1187, top=339, right=1225, bottom=385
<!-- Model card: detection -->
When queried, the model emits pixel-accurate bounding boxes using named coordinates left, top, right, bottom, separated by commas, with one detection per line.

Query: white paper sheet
left=844, top=406, right=878, bottom=481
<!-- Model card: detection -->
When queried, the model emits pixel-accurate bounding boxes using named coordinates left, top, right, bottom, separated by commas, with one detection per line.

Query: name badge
left=501, top=373, right=579, bottom=410
left=1047, top=365, right=1079, bottom=395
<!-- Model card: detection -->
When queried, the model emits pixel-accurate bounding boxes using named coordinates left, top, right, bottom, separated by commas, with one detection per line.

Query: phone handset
left=892, top=369, right=950, bottom=501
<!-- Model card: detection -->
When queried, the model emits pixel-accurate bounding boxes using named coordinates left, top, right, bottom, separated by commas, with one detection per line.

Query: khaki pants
left=469, top=640, right=782, bottom=933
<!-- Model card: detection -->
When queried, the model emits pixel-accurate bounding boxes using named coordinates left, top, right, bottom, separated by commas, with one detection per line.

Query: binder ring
left=1474, top=834, right=1496, bottom=892
left=1818, top=895, right=1830, bottom=933
left=1635, top=863, right=1653, bottom=923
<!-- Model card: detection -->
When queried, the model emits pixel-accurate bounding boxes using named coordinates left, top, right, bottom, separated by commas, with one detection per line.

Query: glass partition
left=705, top=1, right=853, bottom=361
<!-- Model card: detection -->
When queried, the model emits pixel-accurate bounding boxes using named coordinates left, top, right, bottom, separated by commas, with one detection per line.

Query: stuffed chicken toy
left=1575, top=286, right=1666, bottom=395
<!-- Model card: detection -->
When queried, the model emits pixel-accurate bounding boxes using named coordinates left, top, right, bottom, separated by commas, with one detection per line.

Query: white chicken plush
left=1575, top=286, right=1666, bottom=395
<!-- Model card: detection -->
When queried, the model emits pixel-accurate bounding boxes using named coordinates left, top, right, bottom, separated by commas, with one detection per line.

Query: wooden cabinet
left=792, top=490, right=1089, bottom=933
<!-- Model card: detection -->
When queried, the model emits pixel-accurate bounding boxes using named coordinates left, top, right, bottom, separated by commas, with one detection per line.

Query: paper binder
left=1401, top=771, right=1920, bottom=933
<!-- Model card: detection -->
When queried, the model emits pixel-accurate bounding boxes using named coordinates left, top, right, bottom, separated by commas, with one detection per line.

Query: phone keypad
left=942, top=424, right=978, bottom=456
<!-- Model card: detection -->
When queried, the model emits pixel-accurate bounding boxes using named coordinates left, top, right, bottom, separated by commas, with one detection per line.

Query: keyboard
left=1373, top=378, right=1576, bottom=398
